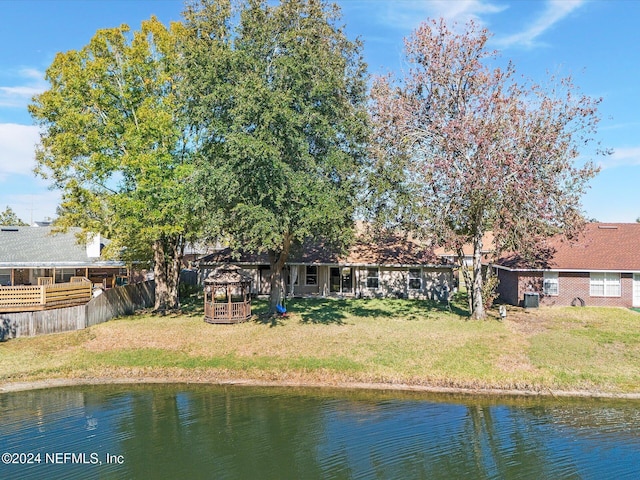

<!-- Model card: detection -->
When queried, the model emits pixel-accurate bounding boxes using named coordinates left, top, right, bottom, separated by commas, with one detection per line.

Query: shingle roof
left=494, top=223, right=640, bottom=271
left=204, top=265, right=253, bottom=284
left=0, top=227, right=123, bottom=267
left=432, top=231, right=495, bottom=257
left=198, top=232, right=452, bottom=268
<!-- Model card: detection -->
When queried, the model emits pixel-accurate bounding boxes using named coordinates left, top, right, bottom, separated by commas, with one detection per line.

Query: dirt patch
left=504, top=310, right=550, bottom=335
left=2, top=373, right=640, bottom=400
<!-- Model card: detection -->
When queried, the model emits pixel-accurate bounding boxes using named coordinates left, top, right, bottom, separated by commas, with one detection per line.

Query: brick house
left=491, top=223, right=640, bottom=308
left=197, top=231, right=455, bottom=302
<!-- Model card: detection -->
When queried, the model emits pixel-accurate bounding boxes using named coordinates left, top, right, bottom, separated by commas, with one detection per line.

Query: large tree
left=30, top=17, right=199, bottom=311
left=369, top=19, right=603, bottom=319
left=183, top=0, right=369, bottom=313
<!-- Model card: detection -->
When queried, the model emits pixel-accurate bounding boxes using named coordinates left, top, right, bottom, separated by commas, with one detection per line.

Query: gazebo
left=204, top=265, right=252, bottom=324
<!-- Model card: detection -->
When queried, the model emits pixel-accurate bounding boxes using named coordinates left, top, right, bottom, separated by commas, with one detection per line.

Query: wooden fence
left=0, top=281, right=155, bottom=340
left=0, top=279, right=92, bottom=313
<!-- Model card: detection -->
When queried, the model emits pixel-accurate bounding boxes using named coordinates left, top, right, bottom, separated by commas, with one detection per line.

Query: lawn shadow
left=289, top=295, right=469, bottom=325
left=253, top=313, right=285, bottom=327
left=297, top=298, right=347, bottom=325
left=346, top=295, right=469, bottom=319
left=445, top=292, right=470, bottom=317
left=1, top=317, right=17, bottom=341
left=249, top=300, right=285, bottom=327
left=177, top=292, right=205, bottom=317
left=296, top=295, right=469, bottom=324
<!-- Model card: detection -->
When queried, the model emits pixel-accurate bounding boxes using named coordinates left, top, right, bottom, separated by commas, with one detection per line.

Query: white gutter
left=491, top=264, right=640, bottom=273
left=0, top=261, right=125, bottom=268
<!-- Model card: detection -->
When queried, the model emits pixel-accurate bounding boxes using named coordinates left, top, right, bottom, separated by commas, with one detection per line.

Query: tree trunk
left=457, top=246, right=473, bottom=314
left=470, top=231, right=486, bottom=320
left=268, top=233, right=292, bottom=314
left=152, top=235, right=184, bottom=312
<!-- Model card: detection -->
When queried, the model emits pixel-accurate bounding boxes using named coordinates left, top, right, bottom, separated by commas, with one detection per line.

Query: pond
left=0, top=385, right=638, bottom=479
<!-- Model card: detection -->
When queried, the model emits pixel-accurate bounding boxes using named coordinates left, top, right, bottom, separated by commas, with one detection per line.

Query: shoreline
left=2, top=301, right=638, bottom=400
left=2, top=376, right=640, bottom=400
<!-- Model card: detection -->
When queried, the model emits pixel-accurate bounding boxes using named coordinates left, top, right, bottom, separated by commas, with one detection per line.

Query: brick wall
left=498, top=270, right=635, bottom=308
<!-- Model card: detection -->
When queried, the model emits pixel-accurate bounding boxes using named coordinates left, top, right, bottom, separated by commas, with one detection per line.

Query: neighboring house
left=433, top=231, right=495, bottom=266
left=491, top=223, right=640, bottom=308
left=197, top=232, right=455, bottom=301
left=0, top=226, right=127, bottom=288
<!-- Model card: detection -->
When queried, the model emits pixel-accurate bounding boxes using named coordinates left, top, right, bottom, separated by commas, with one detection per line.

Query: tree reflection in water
left=0, top=386, right=638, bottom=480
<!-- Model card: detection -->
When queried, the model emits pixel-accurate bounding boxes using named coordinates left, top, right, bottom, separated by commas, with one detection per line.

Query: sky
left=0, top=0, right=639, bottom=224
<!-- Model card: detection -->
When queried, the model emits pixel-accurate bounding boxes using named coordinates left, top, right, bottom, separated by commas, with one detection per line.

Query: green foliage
left=0, top=206, right=29, bottom=226
left=481, top=271, right=500, bottom=311
left=183, top=0, right=369, bottom=311
left=29, top=17, right=201, bottom=310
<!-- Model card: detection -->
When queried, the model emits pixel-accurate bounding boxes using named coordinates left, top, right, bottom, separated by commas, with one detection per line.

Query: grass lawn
left=1, top=295, right=639, bottom=396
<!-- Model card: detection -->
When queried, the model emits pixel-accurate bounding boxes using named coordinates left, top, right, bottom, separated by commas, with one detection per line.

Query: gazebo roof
left=204, top=264, right=252, bottom=285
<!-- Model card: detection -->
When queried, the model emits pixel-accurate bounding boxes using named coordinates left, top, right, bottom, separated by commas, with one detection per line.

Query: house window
left=543, top=272, right=559, bottom=296
left=366, top=268, right=379, bottom=289
left=0, top=268, right=10, bottom=286
left=55, top=268, right=75, bottom=283
left=305, top=266, right=318, bottom=285
left=408, top=268, right=422, bottom=290
left=590, top=272, right=621, bottom=297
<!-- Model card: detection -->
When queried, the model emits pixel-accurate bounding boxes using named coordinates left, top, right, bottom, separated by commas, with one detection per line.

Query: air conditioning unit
left=523, top=292, right=539, bottom=308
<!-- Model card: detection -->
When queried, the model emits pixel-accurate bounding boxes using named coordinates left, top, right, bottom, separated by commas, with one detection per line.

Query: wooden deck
left=0, top=278, right=93, bottom=313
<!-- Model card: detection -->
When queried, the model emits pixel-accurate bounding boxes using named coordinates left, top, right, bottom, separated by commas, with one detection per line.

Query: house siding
left=200, top=263, right=453, bottom=302
left=497, top=269, right=635, bottom=307
left=355, top=266, right=452, bottom=301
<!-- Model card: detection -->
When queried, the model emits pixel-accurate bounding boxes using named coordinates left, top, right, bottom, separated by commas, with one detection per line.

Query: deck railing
left=204, top=301, right=252, bottom=324
left=0, top=278, right=93, bottom=313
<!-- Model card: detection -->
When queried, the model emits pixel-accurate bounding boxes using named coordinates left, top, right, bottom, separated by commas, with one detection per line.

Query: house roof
left=198, top=232, right=453, bottom=268
left=432, top=231, right=495, bottom=257
left=204, top=265, right=253, bottom=285
left=493, top=223, right=640, bottom=272
left=0, top=226, right=124, bottom=268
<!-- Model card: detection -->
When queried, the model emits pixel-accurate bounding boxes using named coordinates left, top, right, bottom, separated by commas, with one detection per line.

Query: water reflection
left=0, top=386, right=638, bottom=479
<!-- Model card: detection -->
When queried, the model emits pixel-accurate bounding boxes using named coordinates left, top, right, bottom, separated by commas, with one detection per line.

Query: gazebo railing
left=205, top=301, right=252, bottom=324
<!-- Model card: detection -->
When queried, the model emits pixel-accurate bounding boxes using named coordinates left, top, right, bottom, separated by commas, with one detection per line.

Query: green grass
left=1, top=298, right=639, bottom=395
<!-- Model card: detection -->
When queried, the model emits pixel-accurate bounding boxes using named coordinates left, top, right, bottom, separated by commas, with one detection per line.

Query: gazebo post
left=209, top=288, right=213, bottom=319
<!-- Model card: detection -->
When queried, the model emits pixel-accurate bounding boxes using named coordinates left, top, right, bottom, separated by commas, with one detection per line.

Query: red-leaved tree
left=369, top=19, right=604, bottom=319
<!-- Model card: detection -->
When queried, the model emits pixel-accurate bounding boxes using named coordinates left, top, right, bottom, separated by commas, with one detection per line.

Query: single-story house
left=197, top=232, right=455, bottom=301
left=433, top=231, right=495, bottom=266
left=0, top=226, right=127, bottom=288
left=491, top=223, right=640, bottom=308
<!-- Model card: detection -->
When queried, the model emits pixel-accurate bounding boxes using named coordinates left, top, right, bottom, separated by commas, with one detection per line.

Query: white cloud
left=0, top=68, right=46, bottom=107
left=600, top=121, right=640, bottom=132
left=598, top=146, right=640, bottom=170
left=495, top=0, right=585, bottom=49
left=0, top=123, right=58, bottom=223
left=0, top=123, right=40, bottom=179
left=377, top=0, right=507, bottom=31
left=17, top=68, right=45, bottom=81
